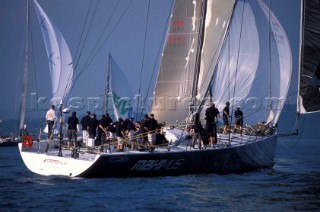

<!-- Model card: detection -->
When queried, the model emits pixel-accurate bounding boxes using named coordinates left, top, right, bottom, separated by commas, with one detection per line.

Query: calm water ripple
left=0, top=138, right=319, bottom=211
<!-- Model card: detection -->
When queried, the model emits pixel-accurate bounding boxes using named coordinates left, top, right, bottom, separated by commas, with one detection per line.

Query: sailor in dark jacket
left=67, top=111, right=79, bottom=147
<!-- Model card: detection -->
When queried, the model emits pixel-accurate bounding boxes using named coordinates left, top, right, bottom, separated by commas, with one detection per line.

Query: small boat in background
left=0, top=135, right=19, bottom=147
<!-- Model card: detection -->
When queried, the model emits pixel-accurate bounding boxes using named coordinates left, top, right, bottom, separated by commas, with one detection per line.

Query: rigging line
left=71, top=0, right=134, bottom=91
left=74, top=0, right=101, bottom=72
left=64, top=1, right=121, bottom=104
left=15, top=33, right=25, bottom=133
left=209, top=25, right=232, bottom=105
left=297, top=0, right=305, bottom=114
left=15, top=1, right=28, bottom=133
left=279, top=114, right=305, bottom=149
left=209, top=1, right=239, bottom=122
left=197, top=1, right=234, bottom=94
left=228, top=26, right=231, bottom=103
left=227, top=22, right=232, bottom=141
left=143, top=0, right=175, bottom=110
left=267, top=0, right=272, bottom=110
left=30, top=25, right=41, bottom=123
left=61, top=66, right=73, bottom=104
left=197, top=1, right=237, bottom=112
left=193, top=0, right=208, bottom=102
left=230, top=0, right=245, bottom=118
left=103, top=54, right=112, bottom=115
left=19, top=0, right=30, bottom=132
left=73, top=0, right=94, bottom=68
left=193, top=0, right=209, bottom=113
left=76, top=0, right=121, bottom=74
left=136, top=0, right=151, bottom=121
left=242, top=90, right=299, bottom=120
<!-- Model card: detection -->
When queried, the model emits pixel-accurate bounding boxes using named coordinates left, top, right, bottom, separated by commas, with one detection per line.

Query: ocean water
left=0, top=138, right=319, bottom=211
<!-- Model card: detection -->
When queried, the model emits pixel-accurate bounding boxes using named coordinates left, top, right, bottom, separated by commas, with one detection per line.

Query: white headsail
left=257, top=0, right=292, bottom=123
left=210, top=0, right=292, bottom=125
left=33, top=0, right=73, bottom=105
left=210, top=0, right=260, bottom=117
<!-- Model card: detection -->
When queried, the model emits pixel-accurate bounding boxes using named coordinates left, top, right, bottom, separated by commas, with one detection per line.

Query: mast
left=193, top=0, right=236, bottom=111
left=297, top=0, right=304, bottom=114
left=267, top=0, right=272, bottom=107
left=151, top=0, right=220, bottom=125
left=19, top=0, right=30, bottom=131
left=103, top=54, right=111, bottom=115
left=191, top=0, right=208, bottom=114
left=266, top=0, right=274, bottom=124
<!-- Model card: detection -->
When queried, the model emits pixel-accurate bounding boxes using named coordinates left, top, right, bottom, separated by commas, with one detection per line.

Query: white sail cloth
left=196, top=0, right=236, bottom=102
left=210, top=0, right=292, bottom=125
left=33, top=0, right=74, bottom=134
left=151, top=0, right=235, bottom=125
left=109, top=56, right=135, bottom=120
left=33, top=0, right=74, bottom=105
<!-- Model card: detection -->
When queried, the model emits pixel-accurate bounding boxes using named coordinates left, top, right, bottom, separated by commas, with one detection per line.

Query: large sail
left=210, top=0, right=292, bottom=125
left=298, top=0, right=320, bottom=113
left=196, top=0, right=235, bottom=102
left=257, top=0, right=292, bottom=123
left=18, top=1, right=30, bottom=131
left=33, top=0, right=73, bottom=105
left=109, top=55, right=135, bottom=120
left=210, top=0, right=260, bottom=117
left=151, top=0, right=205, bottom=125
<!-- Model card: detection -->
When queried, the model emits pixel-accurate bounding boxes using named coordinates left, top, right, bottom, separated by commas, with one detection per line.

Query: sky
left=0, top=0, right=318, bottom=138
left=0, top=0, right=173, bottom=120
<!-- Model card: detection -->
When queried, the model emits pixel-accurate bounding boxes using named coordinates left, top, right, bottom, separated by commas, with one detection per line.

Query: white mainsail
left=298, top=0, right=320, bottom=114
left=151, top=0, right=204, bottom=125
left=33, top=0, right=73, bottom=105
left=109, top=55, right=135, bottom=120
left=151, top=0, right=235, bottom=125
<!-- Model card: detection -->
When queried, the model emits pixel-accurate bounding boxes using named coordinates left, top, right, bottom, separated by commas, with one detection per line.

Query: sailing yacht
left=19, top=0, right=315, bottom=178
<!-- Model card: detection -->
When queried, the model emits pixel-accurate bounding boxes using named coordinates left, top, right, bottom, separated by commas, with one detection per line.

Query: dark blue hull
left=78, top=136, right=277, bottom=177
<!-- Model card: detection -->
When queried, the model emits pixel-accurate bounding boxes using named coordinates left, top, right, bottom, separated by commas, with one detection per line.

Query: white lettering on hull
left=130, top=159, right=185, bottom=171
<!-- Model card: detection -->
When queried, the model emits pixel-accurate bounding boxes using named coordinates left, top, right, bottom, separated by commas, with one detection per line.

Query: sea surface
left=0, top=138, right=319, bottom=211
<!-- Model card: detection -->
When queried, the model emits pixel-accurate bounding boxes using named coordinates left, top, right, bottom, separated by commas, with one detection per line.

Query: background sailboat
left=107, top=54, right=135, bottom=120
left=32, top=0, right=74, bottom=133
left=3, top=0, right=74, bottom=145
